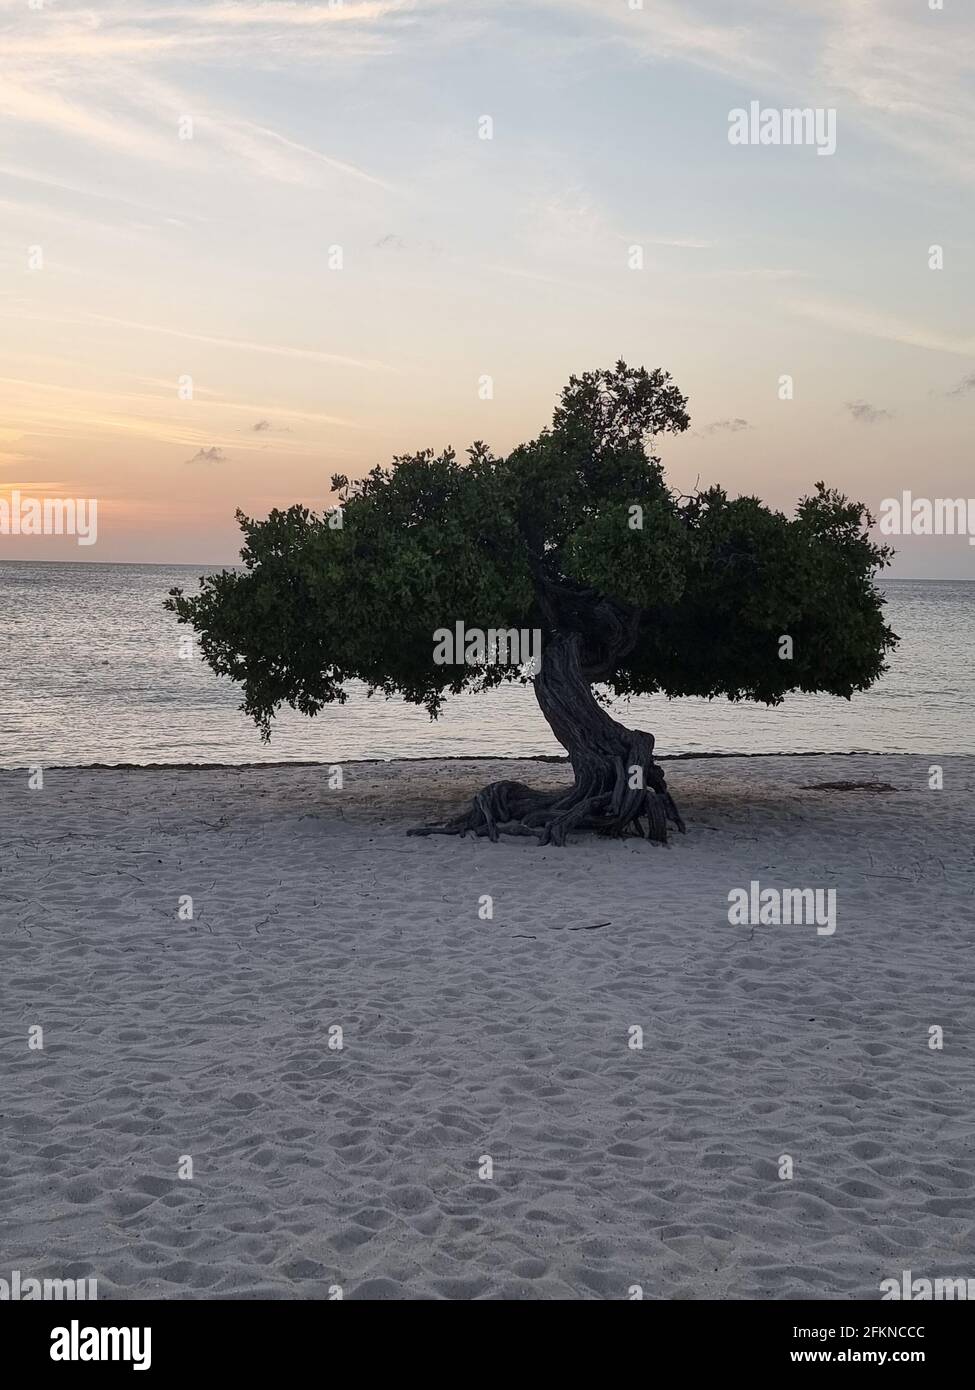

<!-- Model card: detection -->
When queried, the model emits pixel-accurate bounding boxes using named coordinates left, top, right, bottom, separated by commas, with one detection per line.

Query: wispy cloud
left=0, top=374, right=360, bottom=446
left=0, top=163, right=204, bottom=225
left=80, top=313, right=397, bottom=372
left=787, top=297, right=975, bottom=358
left=152, top=1, right=424, bottom=32
left=235, top=120, right=396, bottom=190
left=705, top=418, right=751, bottom=434
left=0, top=4, right=413, bottom=188
left=6, top=0, right=973, bottom=186
left=844, top=400, right=892, bottom=425
left=553, top=0, right=768, bottom=79
left=634, top=236, right=716, bottom=250
left=0, top=77, right=176, bottom=162
left=186, top=446, right=227, bottom=465
left=558, top=0, right=975, bottom=184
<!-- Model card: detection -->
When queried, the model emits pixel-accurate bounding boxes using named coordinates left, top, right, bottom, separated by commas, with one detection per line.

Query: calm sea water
left=0, top=562, right=972, bottom=766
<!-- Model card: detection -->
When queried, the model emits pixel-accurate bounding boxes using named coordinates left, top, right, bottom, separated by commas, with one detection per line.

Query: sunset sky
left=1, top=0, right=973, bottom=574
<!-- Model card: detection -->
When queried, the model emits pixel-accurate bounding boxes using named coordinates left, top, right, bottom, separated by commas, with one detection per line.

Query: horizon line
left=0, top=557, right=972, bottom=583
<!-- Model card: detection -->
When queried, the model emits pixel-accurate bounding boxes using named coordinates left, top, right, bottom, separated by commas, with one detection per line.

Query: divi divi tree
left=167, top=362, right=896, bottom=846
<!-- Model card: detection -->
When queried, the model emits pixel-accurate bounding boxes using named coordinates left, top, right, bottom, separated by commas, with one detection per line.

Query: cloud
left=624, top=235, right=715, bottom=250
left=0, top=163, right=204, bottom=225
left=80, top=312, right=395, bottom=372
left=947, top=374, right=975, bottom=398
left=0, top=1, right=435, bottom=61
left=246, top=418, right=292, bottom=436
left=0, top=7, right=408, bottom=189
left=648, top=237, right=714, bottom=249
left=372, top=232, right=444, bottom=255
left=787, top=297, right=975, bottom=358
left=0, top=77, right=176, bottom=163
left=186, top=446, right=227, bottom=464
left=6, top=1, right=974, bottom=189
left=557, top=0, right=975, bottom=184
left=153, top=2, right=424, bottom=33
left=238, top=120, right=395, bottom=190
left=704, top=418, right=751, bottom=434
left=844, top=400, right=892, bottom=425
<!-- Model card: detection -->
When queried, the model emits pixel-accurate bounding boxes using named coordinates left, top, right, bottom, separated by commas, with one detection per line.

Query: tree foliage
left=166, top=362, right=897, bottom=739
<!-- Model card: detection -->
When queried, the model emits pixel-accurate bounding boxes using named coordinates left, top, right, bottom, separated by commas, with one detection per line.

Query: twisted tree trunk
left=409, top=629, right=684, bottom=847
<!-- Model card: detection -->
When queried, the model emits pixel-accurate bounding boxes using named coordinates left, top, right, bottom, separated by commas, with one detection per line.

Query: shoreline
left=12, top=749, right=953, bottom=772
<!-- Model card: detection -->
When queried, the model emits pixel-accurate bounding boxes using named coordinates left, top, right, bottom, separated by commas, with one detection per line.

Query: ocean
left=1, top=561, right=972, bottom=767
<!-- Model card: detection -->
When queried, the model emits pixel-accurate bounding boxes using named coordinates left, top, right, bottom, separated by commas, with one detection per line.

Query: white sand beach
left=2, top=755, right=973, bottom=1300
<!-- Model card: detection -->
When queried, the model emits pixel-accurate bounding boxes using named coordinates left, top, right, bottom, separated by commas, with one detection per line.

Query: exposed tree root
left=408, top=762, right=684, bottom=847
